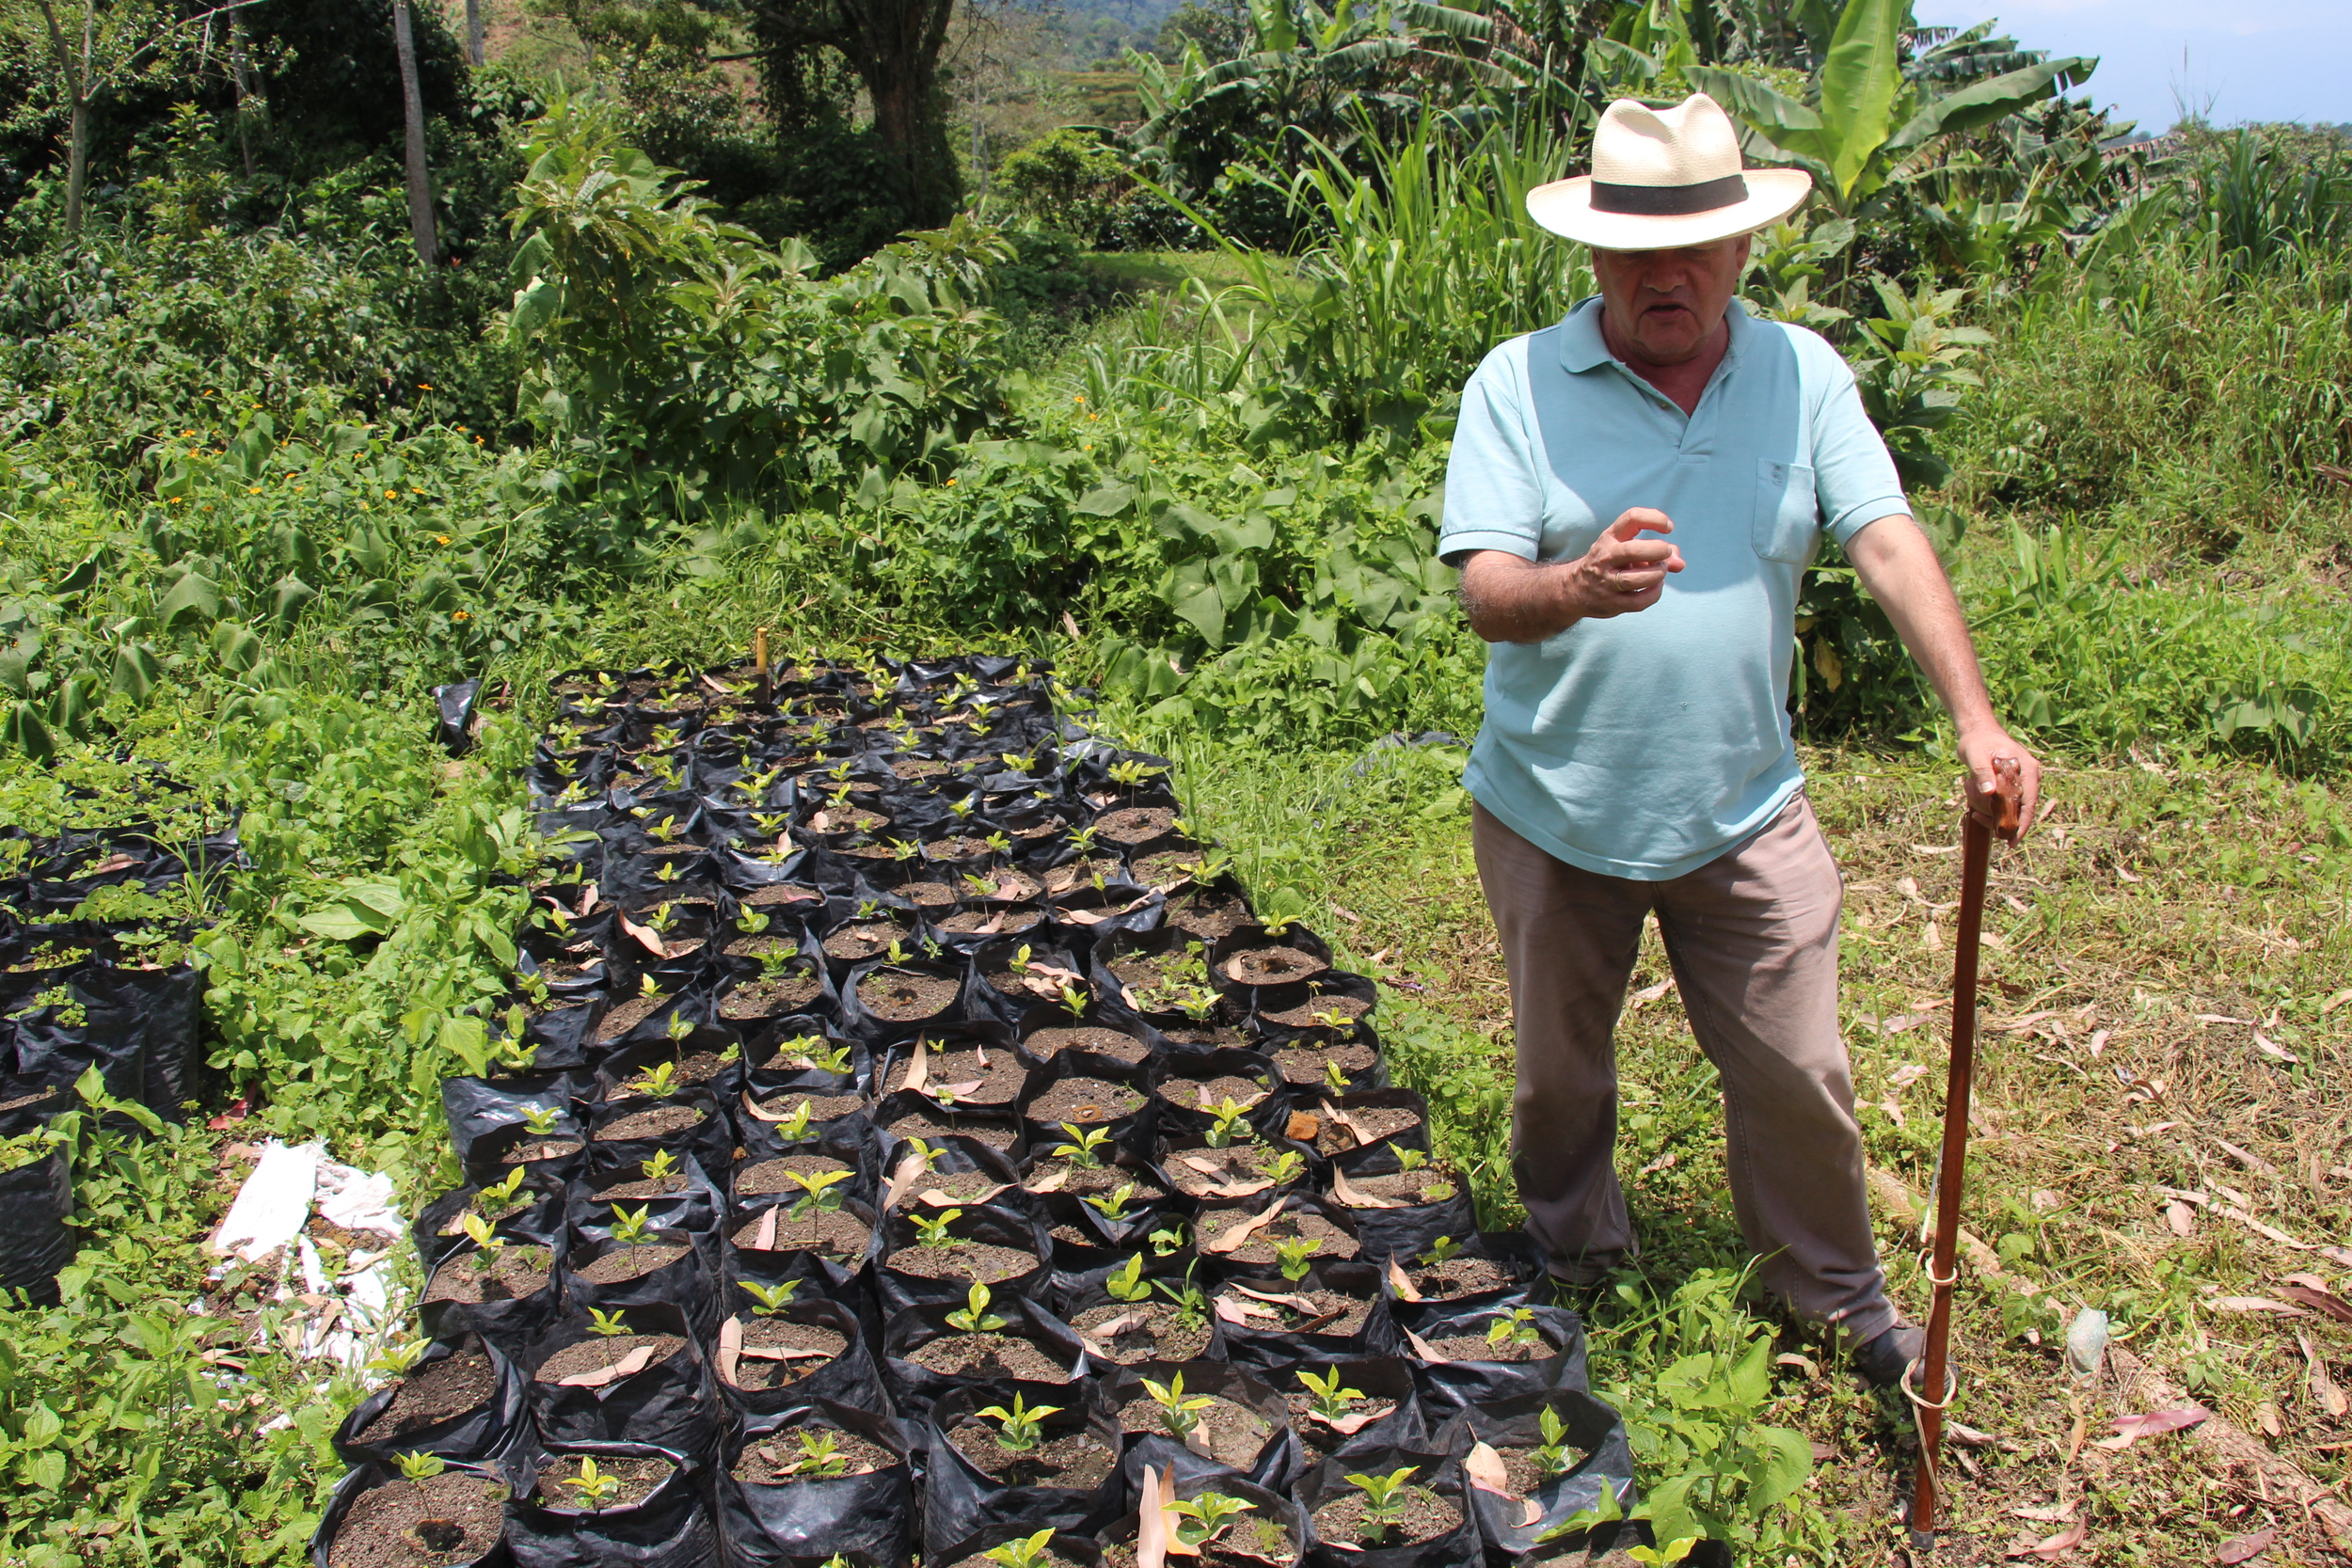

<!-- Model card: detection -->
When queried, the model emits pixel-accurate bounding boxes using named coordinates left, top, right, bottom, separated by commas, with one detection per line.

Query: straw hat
left=1527, top=92, right=1812, bottom=250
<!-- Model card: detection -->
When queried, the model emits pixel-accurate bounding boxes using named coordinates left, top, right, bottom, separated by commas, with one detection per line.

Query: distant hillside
left=1053, top=0, right=1191, bottom=63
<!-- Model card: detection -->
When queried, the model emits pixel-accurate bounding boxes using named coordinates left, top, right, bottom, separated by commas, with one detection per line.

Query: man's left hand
left=1956, top=721, right=2041, bottom=845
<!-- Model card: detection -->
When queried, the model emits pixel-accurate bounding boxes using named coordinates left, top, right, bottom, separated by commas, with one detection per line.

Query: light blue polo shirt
left=1438, top=295, right=1910, bottom=880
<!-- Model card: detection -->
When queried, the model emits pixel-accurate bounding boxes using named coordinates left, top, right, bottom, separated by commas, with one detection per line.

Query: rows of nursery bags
left=0, top=817, right=232, bottom=1300
left=319, top=657, right=1663, bottom=1568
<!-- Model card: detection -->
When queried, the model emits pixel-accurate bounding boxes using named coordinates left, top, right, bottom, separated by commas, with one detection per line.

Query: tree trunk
left=62, top=94, right=89, bottom=236
left=845, top=0, right=961, bottom=229
left=230, top=18, right=259, bottom=179
left=466, top=0, right=485, bottom=67
left=390, top=0, right=438, bottom=267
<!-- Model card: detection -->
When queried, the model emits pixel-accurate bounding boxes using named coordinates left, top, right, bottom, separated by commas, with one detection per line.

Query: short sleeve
left=1438, top=345, right=1545, bottom=565
left=1805, top=343, right=1912, bottom=546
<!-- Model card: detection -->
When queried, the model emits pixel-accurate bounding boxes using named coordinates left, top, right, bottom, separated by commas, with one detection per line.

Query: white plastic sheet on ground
left=205, top=1137, right=410, bottom=1370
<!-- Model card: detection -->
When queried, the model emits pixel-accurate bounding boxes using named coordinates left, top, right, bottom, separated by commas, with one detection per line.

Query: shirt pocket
left=1752, top=459, right=1820, bottom=565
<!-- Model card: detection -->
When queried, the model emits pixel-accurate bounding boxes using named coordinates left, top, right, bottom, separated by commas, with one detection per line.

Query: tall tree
left=389, top=0, right=437, bottom=264
left=465, top=0, right=483, bottom=66
left=747, top=0, right=961, bottom=228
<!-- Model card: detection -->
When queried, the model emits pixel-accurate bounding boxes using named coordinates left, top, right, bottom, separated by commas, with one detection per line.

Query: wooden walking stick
left=752, top=626, right=771, bottom=708
left=1908, top=755, right=2024, bottom=1548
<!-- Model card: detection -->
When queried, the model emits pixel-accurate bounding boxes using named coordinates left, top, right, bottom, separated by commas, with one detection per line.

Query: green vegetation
left=0, top=0, right=2344, bottom=1560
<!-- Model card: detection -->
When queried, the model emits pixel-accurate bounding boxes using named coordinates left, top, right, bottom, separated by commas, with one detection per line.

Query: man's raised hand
left=1565, top=509, right=1685, bottom=619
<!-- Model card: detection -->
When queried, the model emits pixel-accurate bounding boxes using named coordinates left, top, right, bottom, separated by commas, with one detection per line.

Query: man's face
left=1591, top=235, right=1753, bottom=364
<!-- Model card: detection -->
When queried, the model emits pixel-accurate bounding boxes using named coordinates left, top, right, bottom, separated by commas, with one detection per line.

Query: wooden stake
left=1909, top=756, right=2022, bottom=1547
left=753, top=626, right=771, bottom=707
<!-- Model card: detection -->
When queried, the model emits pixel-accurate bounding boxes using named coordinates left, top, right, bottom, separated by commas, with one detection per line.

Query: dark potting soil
left=721, top=975, right=821, bottom=1020
left=945, top=1419, right=1107, bottom=1485
left=435, top=1190, right=538, bottom=1235
left=498, top=1139, right=584, bottom=1167
left=942, top=1552, right=1090, bottom=1568
left=534, top=1333, right=688, bottom=1386
left=1223, top=947, right=1330, bottom=987
left=590, top=1172, right=691, bottom=1202
left=1403, top=1257, right=1516, bottom=1298
left=757, top=1037, right=852, bottom=1072
left=913, top=1167, right=1009, bottom=1203
left=1213, top=1212, right=1359, bottom=1269
left=353, top=1346, right=497, bottom=1443
left=537, top=958, right=605, bottom=987
left=1024, top=1024, right=1150, bottom=1065
left=1025, top=1077, right=1143, bottom=1125
left=595, top=1102, right=707, bottom=1141
left=748, top=1091, right=865, bottom=1123
left=1317, top=1104, right=1422, bottom=1154
left=1159, top=1076, right=1268, bottom=1113
left=326, top=1469, right=505, bottom=1568
left=1098, top=1518, right=1298, bottom=1568
left=1041, top=856, right=1124, bottom=895
left=1272, top=1038, right=1376, bottom=1086
left=881, top=1112, right=1017, bottom=1151
left=890, top=758, right=949, bottom=783
left=1072, top=1302, right=1212, bottom=1364
left=1263, top=993, right=1374, bottom=1031
left=731, top=1425, right=897, bottom=1483
left=806, top=804, right=890, bottom=835
left=1095, top=806, right=1177, bottom=845
left=823, top=922, right=911, bottom=964
left=423, top=1248, right=551, bottom=1306
left=986, top=965, right=1080, bottom=1003
left=652, top=1049, right=736, bottom=1089
left=934, top=906, right=1043, bottom=937
left=730, top=1206, right=872, bottom=1257
left=896, top=880, right=958, bottom=910
left=923, top=835, right=993, bottom=865
left=596, top=995, right=667, bottom=1040
left=882, top=1049, right=1023, bottom=1104
left=745, top=883, right=824, bottom=910
left=1341, top=1170, right=1462, bottom=1208
left=568, top=1243, right=690, bottom=1286
left=883, top=1240, right=1037, bottom=1285
left=723, top=933, right=803, bottom=963
left=1420, top=1323, right=1560, bottom=1364
left=525, top=1451, right=675, bottom=1512
left=1166, top=890, right=1252, bottom=942
left=1220, top=1288, right=1371, bottom=1337
left=733, top=1154, right=852, bottom=1196
left=1029, top=1162, right=1166, bottom=1203
left=724, top=1317, right=850, bottom=1391
left=913, top=1331, right=1073, bottom=1383
left=1115, top=1396, right=1272, bottom=1470
left=1288, top=1391, right=1401, bottom=1452
left=1497, top=1443, right=1582, bottom=1498
left=1311, top=1484, right=1459, bottom=1551
left=856, top=967, right=961, bottom=1022
left=1130, top=848, right=1206, bottom=886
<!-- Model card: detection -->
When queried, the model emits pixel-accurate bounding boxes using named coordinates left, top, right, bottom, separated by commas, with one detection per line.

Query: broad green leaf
left=5, top=700, right=54, bottom=761
left=1817, top=0, right=1903, bottom=198
left=212, top=622, right=264, bottom=674
left=1250, top=0, right=1297, bottom=53
left=1073, top=483, right=1136, bottom=516
left=1884, top=58, right=2095, bottom=151
left=1165, top=559, right=1227, bottom=647
left=268, top=577, right=316, bottom=626
left=1745, top=1423, right=1814, bottom=1508
left=156, top=571, right=221, bottom=631
left=1726, top=1336, right=1772, bottom=1406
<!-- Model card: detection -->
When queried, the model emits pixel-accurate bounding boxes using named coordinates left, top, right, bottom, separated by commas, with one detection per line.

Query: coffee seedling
left=1084, top=1181, right=1138, bottom=1221
left=1324, top=1059, right=1350, bottom=1095
left=912, top=1208, right=962, bottom=1248
left=630, top=1060, right=678, bottom=1097
left=740, top=1279, right=800, bottom=1317
left=1203, top=1098, right=1254, bottom=1149
left=1487, top=1307, right=1545, bottom=1352
left=1534, top=1406, right=1574, bottom=1478
left=609, top=1204, right=656, bottom=1253
left=368, top=1339, right=428, bottom=1378
left=584, top=1307, right=631, bottom=1365
left=1397, top=1147, right=1426, bottom=1172
left=787, top=1167, right=852, bottom=1219
left=477, top=1165, right=530, bottom=1210
left=791, top=1430, right=849, bottom=1479
left=1169, top=1492, right=1256, bottom=1550
left=736, top=908, right=772, bottom=936
left=519, top=1103, right=563, bottom=1137
left=1156, top=1275, right=1211, bottom=1332
left=395, top=1450, right=447, bottom=1486
left=946, top=1282, right=1007, bottom=1334
left=1051, top=1123, right=1112, bottom=1169
left=1345, top=1467, right=1419, bottom=1543
left=1297, top=1368, right=1363, bottom=1423
left=561, top=1456, right=622, bottom=1511
left=459, top=1212, right=506, bottom=1271
left=976, top=1395, right=1059, bottom=1455
left=773, top=1099, right=814, bottom=1140
left=1148, top=1219, right=1187, bottom=1257
left=1265, top=1148, right=1307, bottom=1185
left=662, top=1012, right=692, bottom=1045
left=1629, top=1538, right=1701, bottom=1564
left=1419, top=1235, right=1464, bottom=1266
left=1273, top=1235, right=1320, bottom=1282
left=640, top=1148, right=680, bottom=1185
left=1104, top=1255, right=1152, bottom=1304
left=1057, top=984, right=1087, bottom=1019
left=1143, top=1371, right=1216, bottom=1441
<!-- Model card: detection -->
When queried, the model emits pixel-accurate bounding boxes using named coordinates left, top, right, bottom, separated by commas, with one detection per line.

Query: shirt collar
left=1557, top=294, right=1753, bottom=374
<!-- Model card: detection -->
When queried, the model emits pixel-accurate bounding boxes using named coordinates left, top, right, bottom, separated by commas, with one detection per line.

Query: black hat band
left=1589, top=173, right=1750, bottom=215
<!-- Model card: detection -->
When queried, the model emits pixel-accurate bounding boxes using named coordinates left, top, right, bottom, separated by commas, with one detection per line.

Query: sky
left=1910, top=0, right=2352, bottom=136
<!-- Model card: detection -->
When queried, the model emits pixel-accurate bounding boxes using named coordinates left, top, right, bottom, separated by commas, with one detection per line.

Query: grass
left=1161, top=732, right=2352, bottom=1563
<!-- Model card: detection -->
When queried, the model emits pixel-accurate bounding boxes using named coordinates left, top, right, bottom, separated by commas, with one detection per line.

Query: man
left=1438, top=92, right=2042, bottom=1386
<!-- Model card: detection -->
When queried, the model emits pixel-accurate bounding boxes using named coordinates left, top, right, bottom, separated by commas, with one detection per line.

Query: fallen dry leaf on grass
left=2208, top=1296, right=2312, bottom=1318
left=2007, top=1519, right=2087, bottom=1558
left=2096, top=1405, right=2212, bottom=1449
left=2167, top=1201, right=2198, bottom=1236
left=2280, top=1283, right=2352, bottom=1325
left=2010, top=1500, right=2076, bottom=1524
left=2215, top=1525, right=2278, bottom=1563
left=2301, top=1334, right=2349, bottom=1418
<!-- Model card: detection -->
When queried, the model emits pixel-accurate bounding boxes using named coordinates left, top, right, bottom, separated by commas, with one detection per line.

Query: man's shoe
left=1852, top=1322, right=1927, bottom=1389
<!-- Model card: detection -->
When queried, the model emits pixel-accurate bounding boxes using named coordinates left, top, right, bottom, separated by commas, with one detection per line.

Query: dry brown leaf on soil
left=2250, top=1032, right=2298, bottom=1065
left=2323, top=989, right=2352, bottom=1017
left=715, top=1317, right=742, bottom=1386
left=1285, top=1111, right=1321, bottom=1143
left=1200, top=1197, right=1287, bottom=1256
left=2216, top=1526, right=2279, bottom=1564
left=2063, top=1406, right=2088, bottom=1465
left=2096, top=1405, right=2212, bottom=1449
left=1311, top=1407, right=1383, bottom=1435
left=2167, top=1202, right=2198, bottom=1236
left=2208, top=1296, right=2312, bottom=1318
left=1319, top=1100, right=1378, bottom=1148
left=556, top=1343, right=657, bottom=1387
left=1627, top=976, right=1676, bottom=1009
left=2007, top=1520, right=2088, bottom=1559
left=618, top=913, right=666, bottom=956
left=903, top=1037, right=930, bottom=1093
left=1025, top=1168, right=1070, bottom=1195
left=1387, top=1256, right=1423, bottom=1302
left=2300, top=1334, right=2349, bottom=1418
left=2254, top=1400, right=2284, bottom=1439
left=2010, top=1500, right=2077, bottom=1524
left=2280, top=1283, right=2352, bottom=1325
left=920, top=1184, right=999, bottom=1207
left=882, top=1151, right=929, bottom=1213
left=1406, top=1329, right=1450, bottom=1365
left=1463, top=1442, right=1511, bottom=1496
left=1329, top=1168, right=1397, bottom=1209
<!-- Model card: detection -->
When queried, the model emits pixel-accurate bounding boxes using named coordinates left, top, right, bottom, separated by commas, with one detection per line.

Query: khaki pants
left=1472, top=793, right=1895, bottom=1341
